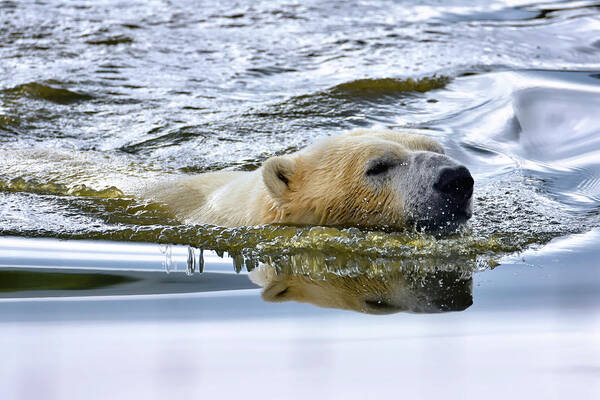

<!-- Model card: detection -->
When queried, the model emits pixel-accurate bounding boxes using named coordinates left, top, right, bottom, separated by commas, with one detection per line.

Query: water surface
left=1, top=0, right=600, bottom=281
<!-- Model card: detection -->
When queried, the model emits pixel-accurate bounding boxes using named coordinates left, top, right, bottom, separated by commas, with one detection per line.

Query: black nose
left=434, top=166, right=474, bottom=201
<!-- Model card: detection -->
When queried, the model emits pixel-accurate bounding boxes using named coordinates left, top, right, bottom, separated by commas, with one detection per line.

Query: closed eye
left=365, top=159, right=397, bottom=176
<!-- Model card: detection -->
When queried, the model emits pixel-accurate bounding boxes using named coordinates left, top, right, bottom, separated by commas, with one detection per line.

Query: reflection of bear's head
left=262, top=129, right=473, bottom=231
left=250, top=264, right=473, bottom=314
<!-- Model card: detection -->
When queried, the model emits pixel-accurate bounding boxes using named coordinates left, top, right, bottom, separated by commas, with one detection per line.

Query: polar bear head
left=262, top=129, right=473, bottom=231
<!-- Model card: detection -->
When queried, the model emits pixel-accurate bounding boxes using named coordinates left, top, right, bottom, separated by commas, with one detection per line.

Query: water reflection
left=0, top=236, right=473, bottom=313
left=0, top=270, right=134, bottom=293
left=0, top=237, right=252, bottom=297
left=250, top=262, right=473, bottom=314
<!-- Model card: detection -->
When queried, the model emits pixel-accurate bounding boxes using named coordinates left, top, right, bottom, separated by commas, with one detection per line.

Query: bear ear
left=261, top=280, right=294, bottom=303
left=262, top=155, right=297, bottom=203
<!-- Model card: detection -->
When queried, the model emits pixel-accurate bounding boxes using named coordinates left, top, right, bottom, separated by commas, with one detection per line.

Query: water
left=1, top=230, right=600, bottom=399
left=2, top=1, right=600, bottom=271
left=2, top=3, right=600, bottom=308
left=6, top=4, right=600, bottom=398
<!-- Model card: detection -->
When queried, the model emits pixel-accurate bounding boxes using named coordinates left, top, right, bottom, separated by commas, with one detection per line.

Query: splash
left=1, top=220, right=563, bottom=278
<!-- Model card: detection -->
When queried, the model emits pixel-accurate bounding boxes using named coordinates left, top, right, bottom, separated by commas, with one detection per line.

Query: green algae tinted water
left=1, top=0, right=600, bottom=271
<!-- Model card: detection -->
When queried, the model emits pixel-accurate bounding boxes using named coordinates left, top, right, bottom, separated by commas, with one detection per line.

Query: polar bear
left=143, top=129, right=473, bottom=230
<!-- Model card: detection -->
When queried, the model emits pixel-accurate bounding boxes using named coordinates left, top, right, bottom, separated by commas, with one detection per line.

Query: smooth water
left=1, top=1, right=600, bottom=275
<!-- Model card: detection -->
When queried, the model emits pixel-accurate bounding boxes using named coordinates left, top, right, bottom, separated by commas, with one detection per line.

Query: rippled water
left=1, top=0, right=600, bottom=272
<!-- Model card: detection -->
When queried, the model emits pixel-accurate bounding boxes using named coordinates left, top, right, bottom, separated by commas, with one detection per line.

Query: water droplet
left=197, top=248, right=204, bottom=273
left=232, top=253, right=244, bottom=273
left=159, top=243, right=173, bottom=273
left=186, top=246, right=197, bottom=275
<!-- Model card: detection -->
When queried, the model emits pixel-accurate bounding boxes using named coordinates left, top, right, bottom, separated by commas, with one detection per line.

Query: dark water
left=1, top=0, right=600, bottom=277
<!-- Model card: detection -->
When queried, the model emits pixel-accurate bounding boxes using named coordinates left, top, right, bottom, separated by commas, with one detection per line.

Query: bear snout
left=433, top=165, right=474, bottom=203
left=403, top=153, right=474, bottom=232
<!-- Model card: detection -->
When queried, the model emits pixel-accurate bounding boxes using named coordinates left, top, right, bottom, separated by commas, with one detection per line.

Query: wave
left=3, top=82, right=93, bottom=104
left=85, top=35, right=133, bottom=46
left=0, top=178, right=124, bottom=199
left=329, top=76, right=450, bottom=98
